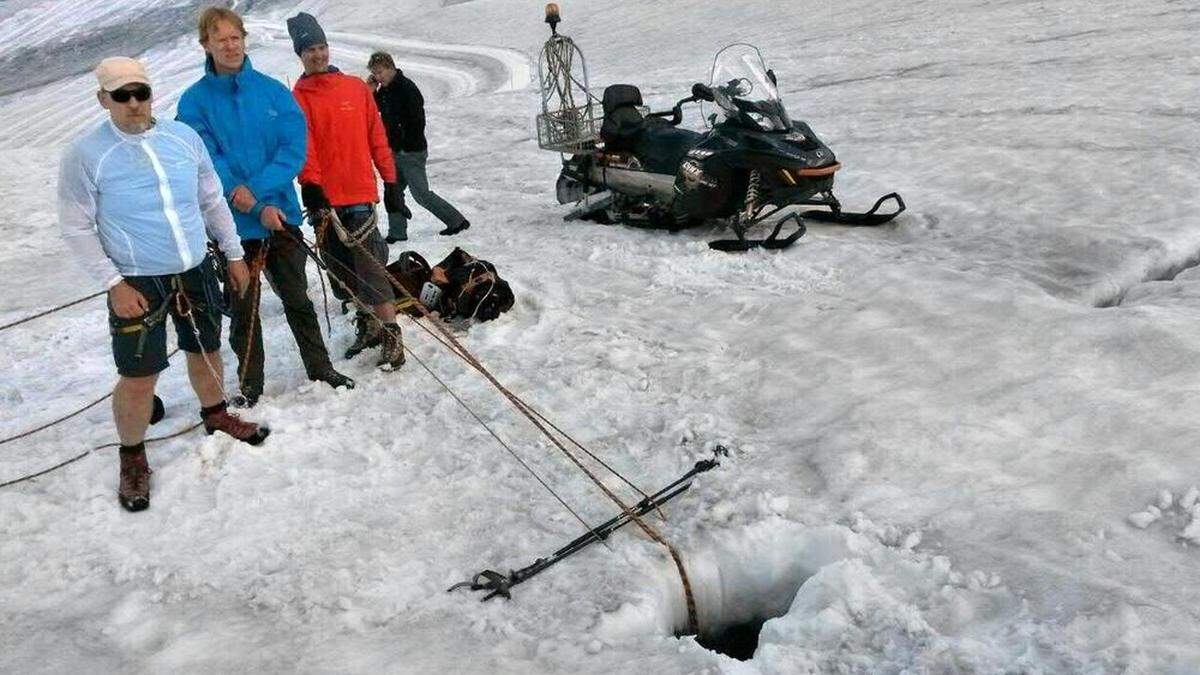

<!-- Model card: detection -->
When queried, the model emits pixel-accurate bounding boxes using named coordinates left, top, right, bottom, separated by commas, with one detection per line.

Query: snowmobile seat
left=600, top=84, right=645, bottom=152
left=635, top=123, right=704, bottom=175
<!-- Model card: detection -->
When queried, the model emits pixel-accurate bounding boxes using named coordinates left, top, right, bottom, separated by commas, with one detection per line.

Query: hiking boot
left=118, top=444, right=152, bottom=512
left=310, top=366, right=355, bottom=390
left=439, top=219, right=470, bottom=236
left=377, top=323, right=405, bottom=371
left=202, top=402, right=270, bottom=445
left=345, top=312, right=381, bottom=359
left=231, top=388, right=261, bottom=409
left=385, top=234, right=408, bottom=244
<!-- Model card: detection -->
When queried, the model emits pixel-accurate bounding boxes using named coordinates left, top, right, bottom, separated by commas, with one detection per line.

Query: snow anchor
left=448, top=449, right=724, bottom=602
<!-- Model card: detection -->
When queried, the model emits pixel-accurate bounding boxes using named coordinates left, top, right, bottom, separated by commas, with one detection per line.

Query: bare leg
left=374, top=301, right=397, bottom=323
left=186, top=351, right=225, bottom=408
left=113, top=374, right=159, bottom=445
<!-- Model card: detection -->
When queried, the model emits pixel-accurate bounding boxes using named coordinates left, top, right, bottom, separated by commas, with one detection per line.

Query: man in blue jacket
left=177, top=7, right=352, bottom=407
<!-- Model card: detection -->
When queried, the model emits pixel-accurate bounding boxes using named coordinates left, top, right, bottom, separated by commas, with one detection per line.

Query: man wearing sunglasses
left=177, top=7, right=354, bottom=408
left=58, top=57, right=269, bottom=513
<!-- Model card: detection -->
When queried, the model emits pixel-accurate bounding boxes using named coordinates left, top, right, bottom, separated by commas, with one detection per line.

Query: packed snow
left=1, top=0, right=1198, bottom=672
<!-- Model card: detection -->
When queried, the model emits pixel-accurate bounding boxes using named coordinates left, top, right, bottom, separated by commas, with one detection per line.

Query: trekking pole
left=448, top=450, right=722, bottom=601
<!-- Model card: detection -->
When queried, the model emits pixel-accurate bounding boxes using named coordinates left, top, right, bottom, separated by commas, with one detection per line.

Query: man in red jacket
left=287, top=12, right=406, bottom=370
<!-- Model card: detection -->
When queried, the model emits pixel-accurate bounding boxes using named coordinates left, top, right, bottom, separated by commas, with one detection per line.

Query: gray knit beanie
left=286, top=12, right=326, bottom=55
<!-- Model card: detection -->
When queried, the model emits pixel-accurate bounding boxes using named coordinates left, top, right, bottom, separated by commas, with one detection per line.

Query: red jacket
left=293, top=69, right=396, bottom=207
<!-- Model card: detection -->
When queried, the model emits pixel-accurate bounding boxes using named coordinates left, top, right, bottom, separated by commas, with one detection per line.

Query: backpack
left=386, top=247, right=515, bottom=321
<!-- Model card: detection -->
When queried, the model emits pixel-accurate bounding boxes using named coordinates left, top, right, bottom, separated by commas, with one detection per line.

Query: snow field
left=2, top=0, right=1200, bottom=671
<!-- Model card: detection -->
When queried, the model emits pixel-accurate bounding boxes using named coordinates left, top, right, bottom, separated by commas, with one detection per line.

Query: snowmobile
left=537, top=13, right=904, bottom=251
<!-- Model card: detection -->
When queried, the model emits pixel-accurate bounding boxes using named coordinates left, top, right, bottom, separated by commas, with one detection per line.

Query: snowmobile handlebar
left=691, top=82, right=715, bottom=102
left=647, top=90, right=707, bottom=127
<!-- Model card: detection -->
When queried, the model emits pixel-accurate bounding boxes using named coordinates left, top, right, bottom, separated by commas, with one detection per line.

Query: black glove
left=300, top=183, right=330, bottom=212
left=383, top=182, right=411, bottom=218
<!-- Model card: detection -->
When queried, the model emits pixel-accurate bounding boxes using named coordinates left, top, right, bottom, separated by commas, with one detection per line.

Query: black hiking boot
left=202, top=401, right=270, bottom=445
left=230, top=387, right=261, bottom=409
left=118, top=443, right=152, bottom=512
left=377, top=323, right=405, bottom=371
left=439, top=219, right=470, bottom=236
left=345, top=312, right=381, bottom=359
left=310, top=366, right=355, bottom=390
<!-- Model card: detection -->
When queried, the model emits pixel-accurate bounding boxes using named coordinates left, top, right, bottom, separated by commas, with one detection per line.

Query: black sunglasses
left=110, top=85, right=151, bottom=103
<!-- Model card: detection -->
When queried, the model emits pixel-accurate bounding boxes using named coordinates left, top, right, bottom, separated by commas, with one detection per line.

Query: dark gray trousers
left=385, top=150, right=466, bottom=239
left=229, top=228, right=333, bottom=394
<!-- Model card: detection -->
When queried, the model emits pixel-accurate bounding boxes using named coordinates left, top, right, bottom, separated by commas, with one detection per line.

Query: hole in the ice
left=694, top=617, right=772, bottom=661
left=671, top=526, right=813, bottom=661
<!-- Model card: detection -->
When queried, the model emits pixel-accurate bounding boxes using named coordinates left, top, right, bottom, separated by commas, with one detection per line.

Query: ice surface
left=1, top=0, right=1198, bottom=672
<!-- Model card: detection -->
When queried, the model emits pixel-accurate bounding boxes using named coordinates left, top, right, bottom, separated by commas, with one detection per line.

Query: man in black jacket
left=367, top=51, right=469, bottom=243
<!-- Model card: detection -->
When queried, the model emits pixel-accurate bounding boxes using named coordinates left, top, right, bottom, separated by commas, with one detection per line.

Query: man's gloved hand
left=383, top=182, right=411, bottom=219
left=300, top=183, right=331, bottom=212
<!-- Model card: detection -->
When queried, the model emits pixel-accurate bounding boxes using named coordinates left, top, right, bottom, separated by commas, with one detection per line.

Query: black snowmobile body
left=555, top=45, right=905, bottom=251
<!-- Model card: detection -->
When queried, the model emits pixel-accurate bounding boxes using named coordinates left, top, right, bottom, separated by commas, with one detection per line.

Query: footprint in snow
left=1127, top=486, right=1200, bottom=545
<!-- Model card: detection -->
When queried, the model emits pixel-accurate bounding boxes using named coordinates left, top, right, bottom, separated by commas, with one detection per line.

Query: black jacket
left=373, top=71, right=427, bottom=153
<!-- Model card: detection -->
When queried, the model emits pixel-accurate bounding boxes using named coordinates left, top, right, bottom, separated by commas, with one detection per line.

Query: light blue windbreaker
left=58, top=118, right=244, bottom=288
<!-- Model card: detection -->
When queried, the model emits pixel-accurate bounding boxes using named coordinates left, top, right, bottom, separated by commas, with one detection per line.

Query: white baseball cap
left=94, top=57, right=150, bottom=92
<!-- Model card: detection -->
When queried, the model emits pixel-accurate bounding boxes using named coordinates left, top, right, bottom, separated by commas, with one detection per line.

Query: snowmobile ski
left=709, top=213, right=807, bottom=252
left=800, top=192, right=906, bottom=227
left=448, top=449, right=723, bottom=602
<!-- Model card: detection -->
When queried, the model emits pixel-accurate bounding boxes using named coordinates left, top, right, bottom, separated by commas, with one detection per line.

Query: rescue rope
left=0, top=290, right=105, bottom=332
left=410, top=317, right=660, bottom=511
left=0, top=347, right=181, bottom=447
left=2, top=261, right=254, bottom=480
left=290, top=227, right=602, bottom=539
left=300, top=216, right=700, bottom=633
left=0, top=421, right=202, bottom=490
left=235, top=246, right=270, bottom=392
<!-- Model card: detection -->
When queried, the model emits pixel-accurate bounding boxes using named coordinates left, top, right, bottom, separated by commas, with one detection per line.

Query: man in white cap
left=58, top=56, right=269, bottom=513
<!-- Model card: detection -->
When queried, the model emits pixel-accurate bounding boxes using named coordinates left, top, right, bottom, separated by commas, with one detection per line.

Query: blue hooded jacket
left=177, top=55, right=306, bottom=240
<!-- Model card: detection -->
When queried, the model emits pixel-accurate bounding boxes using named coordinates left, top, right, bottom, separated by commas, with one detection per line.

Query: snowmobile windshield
left=707, top=44, right=791, bottom=132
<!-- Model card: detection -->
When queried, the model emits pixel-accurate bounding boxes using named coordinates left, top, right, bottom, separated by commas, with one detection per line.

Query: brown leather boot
left=118, top=443, right=152, bottom=512
left=377, top=323, right=405, bottom=371
left=202, top=402, right=270, bottom=445
left=344, top=311, right=381, bottom=359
